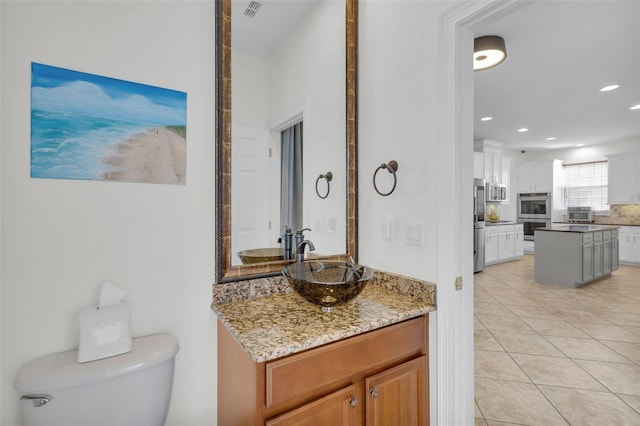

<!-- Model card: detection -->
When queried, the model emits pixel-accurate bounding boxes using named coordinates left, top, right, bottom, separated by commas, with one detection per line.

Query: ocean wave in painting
left=30, top=110, right=151, bottom=180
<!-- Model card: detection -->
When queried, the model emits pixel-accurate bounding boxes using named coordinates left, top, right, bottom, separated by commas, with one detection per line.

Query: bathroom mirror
left=216, top=0, right=358, bottom=283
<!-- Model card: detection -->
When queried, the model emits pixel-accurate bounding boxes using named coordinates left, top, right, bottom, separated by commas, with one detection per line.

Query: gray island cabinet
left=534, top=225, right=619, bottom=287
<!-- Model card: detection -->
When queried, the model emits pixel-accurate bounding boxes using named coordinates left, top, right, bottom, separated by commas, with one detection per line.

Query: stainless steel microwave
left=486, top=183, right=507, bottom=202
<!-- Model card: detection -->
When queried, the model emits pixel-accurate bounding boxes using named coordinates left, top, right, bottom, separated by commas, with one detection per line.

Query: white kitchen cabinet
left=517, top=160, right=560, bottom=193
left=485, top=228, right=499, bottom=264
left=483, top=151, right=503, bottom=183
left=618, top=226, right=640, bottom=265
left=514, top=224, right=524, bottom=257
left=606, top=152, right=640, bottom=204
left=486, top=224, right=524, bottom=265
left=612, top=236, right=620, bottom=270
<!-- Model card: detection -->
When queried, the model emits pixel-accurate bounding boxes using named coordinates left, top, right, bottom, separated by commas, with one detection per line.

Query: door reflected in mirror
left=231, top=0, right=346, bottom=266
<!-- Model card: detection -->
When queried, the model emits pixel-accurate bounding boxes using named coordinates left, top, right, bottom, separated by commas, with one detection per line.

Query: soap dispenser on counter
left=281, top=226, right=293, bottom=260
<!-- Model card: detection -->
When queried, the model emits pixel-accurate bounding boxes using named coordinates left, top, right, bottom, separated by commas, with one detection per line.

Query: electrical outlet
left=455, top=276, right=463, bottom=291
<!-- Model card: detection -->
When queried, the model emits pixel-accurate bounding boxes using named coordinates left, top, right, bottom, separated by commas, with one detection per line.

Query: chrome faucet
left=294, top=228, right=315, bottom=262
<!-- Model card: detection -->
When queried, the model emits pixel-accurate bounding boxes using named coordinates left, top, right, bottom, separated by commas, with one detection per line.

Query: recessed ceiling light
left=630, top=104, right=640, bottom=110
left=480, top=116, right=493, bottom=121
left=576, top=143, right=585, bottom=147
left=546, top=137, right=557, bottom=141
left=517, top=128, right=529, bottom=133
left=599, top=84, right=620, bottom=92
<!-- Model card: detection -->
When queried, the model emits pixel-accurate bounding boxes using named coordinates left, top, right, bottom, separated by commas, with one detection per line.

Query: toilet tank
left=14, top=333, right=179, bottom=426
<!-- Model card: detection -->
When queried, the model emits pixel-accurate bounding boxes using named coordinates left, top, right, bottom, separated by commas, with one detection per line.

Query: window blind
left=562, top=161, right=609, bottom=211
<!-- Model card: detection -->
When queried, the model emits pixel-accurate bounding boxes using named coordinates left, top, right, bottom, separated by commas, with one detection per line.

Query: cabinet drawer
left=603, top=230, right=612, bottom=240
left=582, top=233, right=593, bottom=243
left=265, top=316, right=427, bottom=408
left=612, top=229, right=618, bottom=238
left=593, top=231, right=603, bottom=242
left=486, top=226, right=499, bottom=235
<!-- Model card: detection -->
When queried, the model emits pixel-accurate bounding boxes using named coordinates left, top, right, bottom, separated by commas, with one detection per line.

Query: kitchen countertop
left=486, top=221, right=517, bottom=226
left=537, top=224, right=619, bottom=233
left=211, top=271, right=436, bottom=363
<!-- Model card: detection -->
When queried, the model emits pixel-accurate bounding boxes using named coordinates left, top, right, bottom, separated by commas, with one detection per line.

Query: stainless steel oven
left=519, top=218, right=551, bottom=241
left=517, top=192, right=552, bottom=219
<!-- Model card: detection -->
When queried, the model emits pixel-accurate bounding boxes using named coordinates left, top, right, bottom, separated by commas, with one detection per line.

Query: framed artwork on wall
left=30, top=62, right=187, bottom=185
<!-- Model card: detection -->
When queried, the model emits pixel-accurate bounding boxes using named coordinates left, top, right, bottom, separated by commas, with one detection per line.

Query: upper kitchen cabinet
left=474, top=140, right=511, bottom=188
left=606, top=152, right=640, bottom=204
left=517, top=160, right=562, bottom=194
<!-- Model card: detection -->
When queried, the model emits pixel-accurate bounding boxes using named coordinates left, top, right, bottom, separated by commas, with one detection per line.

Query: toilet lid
left=14, top=333, right=179, bottom=393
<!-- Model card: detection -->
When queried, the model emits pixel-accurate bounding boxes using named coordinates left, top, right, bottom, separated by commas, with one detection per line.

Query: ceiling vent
left=244, top=1, right=263, bottom=18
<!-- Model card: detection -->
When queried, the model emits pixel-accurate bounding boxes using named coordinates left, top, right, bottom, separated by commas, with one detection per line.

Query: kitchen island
left=211, top=270, right=436, bottom=425
left=534, top=224, right=619, bottom=287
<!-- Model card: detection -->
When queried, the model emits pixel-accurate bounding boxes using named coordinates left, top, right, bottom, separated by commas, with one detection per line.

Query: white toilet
left=14, top=333, right=179, bottom=426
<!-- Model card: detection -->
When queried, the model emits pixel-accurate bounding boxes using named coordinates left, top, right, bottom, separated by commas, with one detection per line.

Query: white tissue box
left=77, top=301, right=132, bottom=363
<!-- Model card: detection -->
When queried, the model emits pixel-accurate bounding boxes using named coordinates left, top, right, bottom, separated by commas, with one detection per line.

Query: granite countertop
left=211, top=271, right=436, bottom=363
left=537, top=224, right=620, bottom=233
left=486, top=221, right=517, bottom=226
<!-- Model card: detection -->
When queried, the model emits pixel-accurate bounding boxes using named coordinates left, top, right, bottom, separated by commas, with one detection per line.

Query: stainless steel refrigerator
left=474, top=178, right=486, bottom=273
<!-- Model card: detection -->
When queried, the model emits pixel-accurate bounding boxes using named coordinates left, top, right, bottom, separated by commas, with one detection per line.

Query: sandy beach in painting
left=103, top=127, right=186, bottom=184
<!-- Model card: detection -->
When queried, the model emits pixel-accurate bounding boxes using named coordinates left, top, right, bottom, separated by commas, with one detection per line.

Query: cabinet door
left=266, top=385, right=359, bottom=426
left=483, top=152, right=494, bottom=182
left=612, top=238, right=619, bottom=271
left=593, top=241, right=604, bottom=278
left=517, top=163, right=535, bottom=193
left=498, top=232, right=515, bottom=260
left=607, top=155, right=639, bottom=204
left=534, top=162, right=553, bottom=193
left=619, top=231, right=633, bottom=262
left=603, top=239, right=612, bottom=275
left=581, top=243, right=594, bottom=283
left=514, top=226, right=524, bottom=257
left=365, top=356, right=428, bottom=426
left=485, top=234, right=498, bottom=264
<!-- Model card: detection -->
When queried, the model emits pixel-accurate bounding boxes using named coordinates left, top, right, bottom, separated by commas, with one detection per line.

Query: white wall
left=359, top=0, right=453, bottom=282
left=1, top=2, right=216, bottom=425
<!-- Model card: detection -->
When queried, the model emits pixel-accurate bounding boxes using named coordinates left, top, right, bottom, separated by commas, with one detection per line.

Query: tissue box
left=77, top=301, right=132, bottom=363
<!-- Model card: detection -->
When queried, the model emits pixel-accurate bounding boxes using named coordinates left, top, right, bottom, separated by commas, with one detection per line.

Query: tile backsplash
left=595, top=204, right=640, bottom=226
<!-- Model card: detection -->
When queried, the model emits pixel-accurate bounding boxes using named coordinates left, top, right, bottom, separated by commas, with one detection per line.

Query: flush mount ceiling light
left=480, top=116, right=493, bottom=121
left=546, top=137, right=557, bottom=141
left=630, top=104, right=640, bottom=110
left=517, top=128, right=529, bottom=133
left=474, top=36, right=507, bottom=71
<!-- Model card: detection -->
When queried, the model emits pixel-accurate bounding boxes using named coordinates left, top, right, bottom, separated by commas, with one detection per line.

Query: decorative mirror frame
left=215, top=0, right=358, bottom=283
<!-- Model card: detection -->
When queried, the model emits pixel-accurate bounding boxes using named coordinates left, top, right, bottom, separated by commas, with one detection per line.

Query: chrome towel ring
left=373, top=160, right=398, bottom=196
left=315, top=171, right=333, bottom=199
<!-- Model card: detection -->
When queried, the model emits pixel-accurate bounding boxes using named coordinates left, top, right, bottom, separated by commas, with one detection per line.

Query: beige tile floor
left=474, top=254, right=640, bottom=426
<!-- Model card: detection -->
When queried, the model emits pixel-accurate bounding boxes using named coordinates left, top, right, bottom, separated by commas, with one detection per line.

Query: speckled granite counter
left=211, top=271, right=436, bottom=362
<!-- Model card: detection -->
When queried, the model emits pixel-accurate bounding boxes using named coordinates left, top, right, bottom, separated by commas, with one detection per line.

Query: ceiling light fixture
left=517, top=128, right=529, bottom=133
left=480, top=116, right=493, bottom=121
left=546, top=137, right=557, bottom=141
left=576, top=144, right=585, bottom=147
left=474, top=36, right=507, bottom=71
left=599, top=84, right=620, bottom=92
left=630, top=104, right=640, bottom=110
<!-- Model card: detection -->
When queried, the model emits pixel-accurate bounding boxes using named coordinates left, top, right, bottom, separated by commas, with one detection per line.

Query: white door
left=232, top=125, right=271, bottom=264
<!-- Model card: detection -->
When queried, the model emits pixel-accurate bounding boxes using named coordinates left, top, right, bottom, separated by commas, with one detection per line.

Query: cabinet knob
left=370, top=388, right=379, bottom=398
left=349, top=397, right=358, bottom=408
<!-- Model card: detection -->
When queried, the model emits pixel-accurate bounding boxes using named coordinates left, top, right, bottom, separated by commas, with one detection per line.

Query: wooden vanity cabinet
left=218, top=315, right=429, bottom=425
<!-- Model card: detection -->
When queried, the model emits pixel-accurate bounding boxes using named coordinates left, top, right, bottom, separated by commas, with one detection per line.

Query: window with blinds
left=562, top=161, right=609, bottom=211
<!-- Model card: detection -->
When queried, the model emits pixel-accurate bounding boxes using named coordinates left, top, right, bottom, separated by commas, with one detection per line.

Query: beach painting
left=31, top=62, right=187, bottom=184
